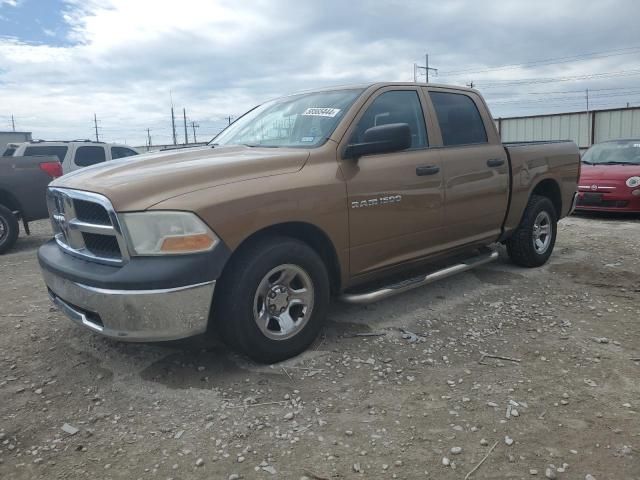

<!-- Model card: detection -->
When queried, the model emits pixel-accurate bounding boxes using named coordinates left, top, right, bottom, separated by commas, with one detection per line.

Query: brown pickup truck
left=38, top=83, right=580, bottom=363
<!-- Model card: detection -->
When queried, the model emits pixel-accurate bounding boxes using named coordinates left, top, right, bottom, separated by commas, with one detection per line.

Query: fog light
left=633, top=189, right=640, bottom=197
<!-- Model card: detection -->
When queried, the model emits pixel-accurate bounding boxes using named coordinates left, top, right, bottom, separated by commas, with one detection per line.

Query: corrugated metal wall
left=496, top=106, right=640, bottom=150
left=593, top=108, right=640, bottom=143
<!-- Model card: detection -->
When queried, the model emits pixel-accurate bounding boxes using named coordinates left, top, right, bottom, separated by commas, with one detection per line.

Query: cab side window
left=74, top=146, right=106, bottom=167
left=111, top=147, right=138, bottom=159
left=429, top=92, right=488, bottom=146
left=351, top=90, right=428, bottom=149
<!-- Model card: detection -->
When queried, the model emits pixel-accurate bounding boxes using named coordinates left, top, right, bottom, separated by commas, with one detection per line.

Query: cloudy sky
left=1, top=0, right=639, bottom=146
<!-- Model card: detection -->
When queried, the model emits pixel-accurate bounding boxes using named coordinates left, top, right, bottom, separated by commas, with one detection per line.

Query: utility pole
left=183, top=108, right=188, bottom=145
left=190, top=121, right=199, bottom=143
left=169, top=90, right=177, bottom=145
left=425, top=53, right=437, bottom=83
left=170, top=106, right=177, bottom=145
left=225, top=115, right=233, bottom=126
left=93, top=113, right=99, bottom=141
left=414, top=53, right=438, bottom=84
left=11, top=114, right=15, bottom=132
left=586, top=89, right=591, bottom=147
left=585, top=88, right=589, bottom=112
left=466, top=81, right=475, bottom=88
left=146, top=128, right=152, bottom=151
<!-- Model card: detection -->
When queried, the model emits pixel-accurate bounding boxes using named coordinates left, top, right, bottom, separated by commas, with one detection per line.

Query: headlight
left=121, top=211, right=218, bottom=255
left=626, top=176, right=640, bottom=188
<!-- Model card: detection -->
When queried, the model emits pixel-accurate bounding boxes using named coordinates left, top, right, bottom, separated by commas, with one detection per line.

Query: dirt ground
left=1, top=215, right=639, bottom=480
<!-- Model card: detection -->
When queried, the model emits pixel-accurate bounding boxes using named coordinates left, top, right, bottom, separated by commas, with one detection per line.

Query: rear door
left=423, top=88, right=509, bottom=246
left=339, top=86, right=446, bottom=277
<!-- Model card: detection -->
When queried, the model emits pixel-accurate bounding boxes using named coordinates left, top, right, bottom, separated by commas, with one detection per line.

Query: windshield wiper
left=581, top=160, right=593, bottom=164
left=241, top=143, right=280, bottom=148
left=599, top=161, right=637, bottom=165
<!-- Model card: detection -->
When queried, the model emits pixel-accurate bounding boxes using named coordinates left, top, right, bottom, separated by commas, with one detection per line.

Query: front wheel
left=214, top=236, right=330, bottom=364
left=0, top=205, right=19, bottom=255
left=506, top=195, right=557, bottom=268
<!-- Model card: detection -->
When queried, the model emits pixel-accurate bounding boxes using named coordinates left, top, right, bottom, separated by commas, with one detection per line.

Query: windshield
left=582, top=140, right=640, bottom=165
left=211, top=88, right=364, bottom=148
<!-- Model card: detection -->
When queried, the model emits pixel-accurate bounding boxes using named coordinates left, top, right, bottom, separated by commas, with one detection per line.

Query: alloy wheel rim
left=0, top=217, right=6, bottom=242
left=253, top=264, right=315, bottom=341
left=532, top=211, right=552, bottom=254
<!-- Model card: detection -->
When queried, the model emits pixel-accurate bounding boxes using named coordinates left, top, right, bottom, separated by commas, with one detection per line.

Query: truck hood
left=52, top=145, right=310, bottom=211
left=579, top=163, right=640, bottom=181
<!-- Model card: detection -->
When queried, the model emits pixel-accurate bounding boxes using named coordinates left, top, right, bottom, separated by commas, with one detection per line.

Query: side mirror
left=345, top=123, right=412, bottom=159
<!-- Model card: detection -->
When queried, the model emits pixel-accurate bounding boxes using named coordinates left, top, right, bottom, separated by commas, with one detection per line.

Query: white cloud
left=0, top=0, right=639, bottom=145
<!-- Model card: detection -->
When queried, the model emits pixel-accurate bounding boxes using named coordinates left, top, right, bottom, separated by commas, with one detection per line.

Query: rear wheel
left=0, top=205, right=19, bottom=254
left=214, top=236, right=330, bottom=363
left=506, top=195, right=557, bottom=267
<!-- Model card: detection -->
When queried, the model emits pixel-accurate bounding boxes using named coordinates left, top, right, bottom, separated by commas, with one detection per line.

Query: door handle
left=416, top=165, right=440, bottom=176
left=487, top=158, right=505, bottom=167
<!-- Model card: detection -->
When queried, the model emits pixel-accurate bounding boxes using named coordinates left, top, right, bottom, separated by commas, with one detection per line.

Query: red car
left=576, top=139, right=640, bottom=212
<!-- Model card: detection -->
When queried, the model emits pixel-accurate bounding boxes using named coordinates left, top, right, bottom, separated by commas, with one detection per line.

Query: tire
left=0, top=204, right=19, bottom=255
left=506, top=194, right=557, bottom=268
left=214, top=236, right=330, bottom=364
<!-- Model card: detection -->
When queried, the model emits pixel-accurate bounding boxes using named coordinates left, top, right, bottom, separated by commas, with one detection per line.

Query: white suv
left=12, top=140, right=140, bottom=174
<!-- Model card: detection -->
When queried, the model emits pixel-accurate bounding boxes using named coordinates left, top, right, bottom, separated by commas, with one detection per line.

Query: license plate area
left=580, top=192, right=603, bottom=205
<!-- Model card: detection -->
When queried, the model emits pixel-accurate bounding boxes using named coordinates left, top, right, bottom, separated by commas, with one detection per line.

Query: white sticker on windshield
left=301, top=136, right=315, bottom=142
left=634, top=143, right=640, bottom=148
left=302, top=107, right=341, bottom=118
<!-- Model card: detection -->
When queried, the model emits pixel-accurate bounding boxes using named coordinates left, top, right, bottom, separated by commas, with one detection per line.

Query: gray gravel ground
left=1, top=215, right=639, bottom=480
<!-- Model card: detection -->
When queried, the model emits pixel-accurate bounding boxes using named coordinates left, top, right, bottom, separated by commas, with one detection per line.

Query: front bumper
left=575, top=191, right=640, bottom=213
left=38, top=238, right=229, bottom=342
left=43, top=268, right=215, bottom=341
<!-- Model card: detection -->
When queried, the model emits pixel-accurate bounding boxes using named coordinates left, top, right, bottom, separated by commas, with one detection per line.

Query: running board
left=340, top=249, right=499, bottom=305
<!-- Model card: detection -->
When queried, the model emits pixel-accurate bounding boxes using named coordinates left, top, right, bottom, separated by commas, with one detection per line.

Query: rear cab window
left=429, top=91, right=488, bottom=146
left=23, top=146, right=69, bottom=162
left=74, top=146, right=106, bottom=167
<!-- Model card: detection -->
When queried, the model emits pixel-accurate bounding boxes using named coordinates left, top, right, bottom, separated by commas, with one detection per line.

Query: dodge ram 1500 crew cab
left=38, top=83, right=580, bottom=363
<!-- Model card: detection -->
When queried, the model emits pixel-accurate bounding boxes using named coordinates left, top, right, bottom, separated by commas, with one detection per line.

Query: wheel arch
left=221, top=221, right=342, bottom=294
left=531, top=178, right=562, bottom=217
left=0, top=189, right=22, bottom=214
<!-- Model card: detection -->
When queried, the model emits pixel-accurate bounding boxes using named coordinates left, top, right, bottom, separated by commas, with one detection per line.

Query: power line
left=440, top=46, right=640, bottom=77
left=488, top=90, right=640, bottom=105
left=476, top=68, right=640, bottom=88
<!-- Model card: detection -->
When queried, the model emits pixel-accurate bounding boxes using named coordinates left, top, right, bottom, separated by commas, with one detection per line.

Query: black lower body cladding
left=38, top=239, right=231, bottom=290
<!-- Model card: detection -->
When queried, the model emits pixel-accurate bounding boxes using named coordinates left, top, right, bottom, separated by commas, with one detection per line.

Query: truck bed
left=0, top=155, right=59, bottom=222
left=502, top=140, right=580, bottom=233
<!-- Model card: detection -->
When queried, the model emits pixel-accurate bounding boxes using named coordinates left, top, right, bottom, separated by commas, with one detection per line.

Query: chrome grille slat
left=47, top=188, right=129, bottom=266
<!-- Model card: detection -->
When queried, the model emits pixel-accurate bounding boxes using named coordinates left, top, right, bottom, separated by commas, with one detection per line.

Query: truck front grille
left=74, top=199, right=112, bottom=225
left=47, top=188, right=129, bottom=265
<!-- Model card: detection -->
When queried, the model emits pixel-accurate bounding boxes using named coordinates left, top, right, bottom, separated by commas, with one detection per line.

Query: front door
left=339, top=87, right=446, bottom=277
